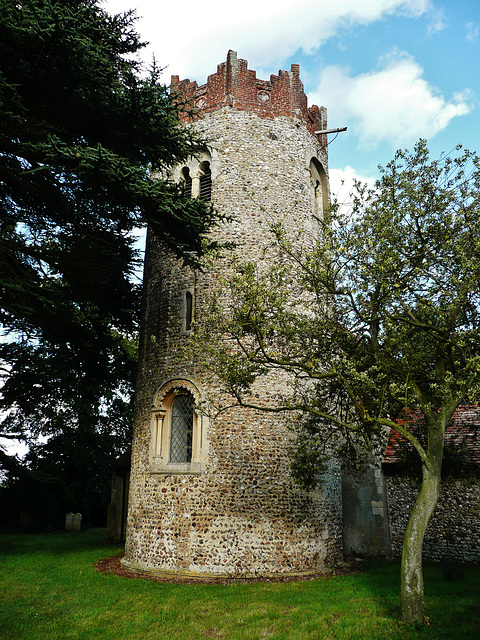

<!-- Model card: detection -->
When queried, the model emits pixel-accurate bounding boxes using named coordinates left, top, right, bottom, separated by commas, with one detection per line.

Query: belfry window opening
left=177, top=158, right=212, bottom=201
left=199, top=161, right=212, bottom=201
left=181, top=166, right=192, bottom=195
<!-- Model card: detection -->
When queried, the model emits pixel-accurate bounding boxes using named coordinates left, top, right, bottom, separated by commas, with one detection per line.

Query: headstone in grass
left=65, top=512, right=74, bottom=531
left=72, top=513, right=82, bottom=532
left=65, top=512, right=82, bottom=532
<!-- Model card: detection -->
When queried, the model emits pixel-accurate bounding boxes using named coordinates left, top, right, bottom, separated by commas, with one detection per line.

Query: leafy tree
left=194, top=140, right=480, bottom=623
left=0, top=0, right=216, bottom=477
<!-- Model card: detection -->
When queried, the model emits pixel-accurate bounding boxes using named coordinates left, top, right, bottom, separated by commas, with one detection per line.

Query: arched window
left=309, top=158, right=329, bottom=221
left=180, top=166, right=192, bottom=196
left=174, top=151, right=214, bottom=201
left=180, top=287, right=194, bottom=334
left=199, top=161, right=212, bottom=201
left=185, top=290, right=193, bottom=332
left=170, top=394, right=194, bottom=463
left=150, top=380, right=208, bottom=475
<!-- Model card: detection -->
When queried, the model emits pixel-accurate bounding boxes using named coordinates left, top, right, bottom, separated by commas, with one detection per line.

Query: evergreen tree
left=0, top=0, right=215, bottom=517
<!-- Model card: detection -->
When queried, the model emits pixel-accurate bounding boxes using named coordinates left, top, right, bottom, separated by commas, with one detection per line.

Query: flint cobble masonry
left=122, top=51, right=343, bottom=576
left=387, top=477, right=480, bottom=563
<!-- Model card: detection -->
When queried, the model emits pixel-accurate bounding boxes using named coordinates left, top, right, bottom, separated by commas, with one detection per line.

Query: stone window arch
left=309, top=157, right=329, bottom=221
left=172, top=149, right=215, bottom=201
left=198, top=161, right=212, bottom=201
left=150, top=379, right=208, bottom=475
left=180, top=166, right=192, bottom=195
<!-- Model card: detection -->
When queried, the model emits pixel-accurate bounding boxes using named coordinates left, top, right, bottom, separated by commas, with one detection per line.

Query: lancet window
left=309, top=157, right=329, bottom=222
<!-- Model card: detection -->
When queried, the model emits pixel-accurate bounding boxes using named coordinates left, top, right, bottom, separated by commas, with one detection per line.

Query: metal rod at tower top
left=315, top=127, right=348, bottom=135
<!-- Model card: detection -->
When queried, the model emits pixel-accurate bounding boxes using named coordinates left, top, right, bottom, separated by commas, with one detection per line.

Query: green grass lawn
left=0, top=529, right=478, bottom=640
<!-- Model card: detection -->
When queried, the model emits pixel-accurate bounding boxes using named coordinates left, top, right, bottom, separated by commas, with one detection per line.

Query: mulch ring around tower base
left=94, top=555, right=363, bottom=584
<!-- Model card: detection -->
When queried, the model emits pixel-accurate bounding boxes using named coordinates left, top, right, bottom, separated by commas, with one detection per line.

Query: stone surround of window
left=149, top=378, right=208, bottom=475
left=173, top=148, right=217, bottom=201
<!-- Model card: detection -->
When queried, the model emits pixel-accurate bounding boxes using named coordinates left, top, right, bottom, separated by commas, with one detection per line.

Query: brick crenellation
left=171, top=50, right=328, bottom=144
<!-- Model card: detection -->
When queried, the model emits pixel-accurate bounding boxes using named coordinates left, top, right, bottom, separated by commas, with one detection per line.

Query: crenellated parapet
left=171, top=50, right=327, bottom=143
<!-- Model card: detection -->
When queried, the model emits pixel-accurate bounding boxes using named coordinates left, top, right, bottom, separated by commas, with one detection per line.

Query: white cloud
left=466, top=22, right=480, bottom=42
left=311, top=51, right=473, bottom=148
left=104, top=0, right=432, bottom=81
left=426, top=7, right=447, bottom=35
left=329, top=166, right=375, bottom=207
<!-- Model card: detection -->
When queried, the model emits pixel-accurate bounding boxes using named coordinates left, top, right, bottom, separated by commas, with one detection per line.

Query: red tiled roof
left=383, top=405, right=480, bottom=464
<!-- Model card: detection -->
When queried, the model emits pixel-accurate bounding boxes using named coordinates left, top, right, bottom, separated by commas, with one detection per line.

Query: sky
left=103, top=0, right=480, bottom=199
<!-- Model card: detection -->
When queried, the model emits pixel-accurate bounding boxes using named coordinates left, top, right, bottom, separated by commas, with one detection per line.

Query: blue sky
left=105, top=0, right=479, bottom=199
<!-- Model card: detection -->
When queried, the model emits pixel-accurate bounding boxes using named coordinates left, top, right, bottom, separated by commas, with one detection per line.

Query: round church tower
left=123, top=51, right=343, bottom=576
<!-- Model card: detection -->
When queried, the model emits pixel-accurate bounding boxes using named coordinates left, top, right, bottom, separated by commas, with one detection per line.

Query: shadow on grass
left=0, top=528, right=115, bottom=557
left=358, top=557, right=480, bottom=637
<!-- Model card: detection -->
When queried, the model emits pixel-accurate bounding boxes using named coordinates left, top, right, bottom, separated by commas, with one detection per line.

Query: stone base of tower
left=123, top=519, right=342, bottom=578
left=122, top=450, right=343, bottom=577
left=122, top=522, right=343, bottom=577
left=123, top=394, right=343, bottom=578
left=119, top=562, right=326, bottom=581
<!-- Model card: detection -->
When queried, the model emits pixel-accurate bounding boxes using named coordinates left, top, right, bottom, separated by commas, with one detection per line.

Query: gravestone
left=65, top=512, right=82, bottom=532
left=65, top=512, right=74, bottom=531
left=72, top=513, right=82, bottom=531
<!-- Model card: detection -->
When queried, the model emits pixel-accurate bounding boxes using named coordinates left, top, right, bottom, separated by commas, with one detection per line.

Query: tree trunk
left=400, top=450, right=442, bottom=623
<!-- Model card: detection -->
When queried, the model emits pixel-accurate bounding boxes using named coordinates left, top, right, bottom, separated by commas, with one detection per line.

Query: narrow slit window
left=314, top=179, right=322, bottom=215
left=185, top=290, right=193, bottom=331
left=170, top=394, right=194, bottom=463
left=309, top=158, right=328, bottom=221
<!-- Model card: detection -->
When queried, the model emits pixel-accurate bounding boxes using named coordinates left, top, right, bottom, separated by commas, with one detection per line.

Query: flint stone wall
left=386, top=476, right=480, bottom=562
left=123, top=101, right=343, bottom=576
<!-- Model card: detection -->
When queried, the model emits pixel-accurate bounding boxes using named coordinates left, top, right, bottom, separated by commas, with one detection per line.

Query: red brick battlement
left=171, top=50, right=327, bottom=140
